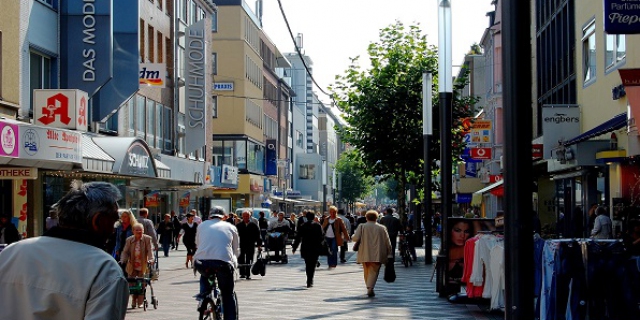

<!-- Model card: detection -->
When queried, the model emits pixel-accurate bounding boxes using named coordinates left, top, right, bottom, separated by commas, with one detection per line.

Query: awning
left=82, top=136, right=115, bottom=173
left=564, top=112, right=627, bottom=146
left=154, top=159, right=171, bottom=179
left=473, top=180, right=504, bottom=195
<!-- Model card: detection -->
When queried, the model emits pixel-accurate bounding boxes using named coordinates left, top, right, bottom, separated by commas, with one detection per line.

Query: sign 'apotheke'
left=33, top=89, right=89, bottom=132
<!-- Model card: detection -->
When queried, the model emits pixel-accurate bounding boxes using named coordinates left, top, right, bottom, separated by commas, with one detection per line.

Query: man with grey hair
left=139, top=207, right=159, bottom=251
left=0, top=181, right=129, bottom=319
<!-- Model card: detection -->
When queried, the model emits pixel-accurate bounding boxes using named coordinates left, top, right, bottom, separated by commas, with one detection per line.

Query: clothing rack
left=549, top=238, right=622, bottom=243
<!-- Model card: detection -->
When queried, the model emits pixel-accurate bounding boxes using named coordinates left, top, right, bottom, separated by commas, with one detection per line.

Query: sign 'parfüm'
left=185, top=19, right=207, bottom=153
left=604, top=0, right=640, bottom=34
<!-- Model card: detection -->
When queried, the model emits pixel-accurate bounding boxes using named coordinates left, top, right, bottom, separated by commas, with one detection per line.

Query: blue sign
left=465, top=162, right=477, bottom=177
left=60, top=0, right=113, bottom=97
left=456, top=193, right=472, bottom=204
left=461, top=147, right=482, bottom=163
left=214, top=83, right=234, bottom=91
left=604, top=0, right=640, bottom=34
left=92, top=0, right=139, bottom=121
left=265, top=139, right=277, bottom=175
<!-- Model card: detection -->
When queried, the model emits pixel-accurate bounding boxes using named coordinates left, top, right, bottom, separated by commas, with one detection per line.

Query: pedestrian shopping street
left=125, top=241, right=501, bottom=320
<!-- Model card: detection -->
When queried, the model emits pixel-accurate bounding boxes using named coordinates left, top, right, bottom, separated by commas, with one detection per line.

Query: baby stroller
left=126, top=262, right=158, bottom=311
left=265, top=228, right=289, bottom=264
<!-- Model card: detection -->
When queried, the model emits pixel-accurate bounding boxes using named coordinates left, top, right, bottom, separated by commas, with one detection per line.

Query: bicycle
left=399, top=231, right=414, bottom=268
left=195, top=264, right=238, bottom=320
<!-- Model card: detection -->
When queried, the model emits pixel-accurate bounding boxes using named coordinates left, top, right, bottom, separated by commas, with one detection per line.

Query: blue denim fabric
left=556, top=242, right=586, bottom=320
left=582, top=241, right=627, bottom=320
left=194, top=259, right=237, bottom=320
left=540, top=241, right=558, bottom=320
left=534, top=237, right=545, bottom=319
left=161, top=235, right=171, bottom=257
left=624, top=256, right=640, bottom=318
left=325, top=237, right=338, bottom=267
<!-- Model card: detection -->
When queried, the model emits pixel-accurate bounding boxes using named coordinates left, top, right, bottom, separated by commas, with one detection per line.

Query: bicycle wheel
left=198, top=298, right=214, bottom=320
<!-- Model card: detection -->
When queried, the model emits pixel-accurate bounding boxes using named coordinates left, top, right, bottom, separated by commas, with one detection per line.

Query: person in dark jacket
left=258, top=211, right=269, bottom=243
left=0, top=215, right=20, bottom=245
left=236, top=211, right=262, bottom=279
left=156, top=213, right=174, bottom=257
left=181, top=212, right=198, bottom=268
left=171, top=211, right=181, bottom=250
left=380, top=207, right=402, bottom=259
left=292, top=211, right=324, bottom=288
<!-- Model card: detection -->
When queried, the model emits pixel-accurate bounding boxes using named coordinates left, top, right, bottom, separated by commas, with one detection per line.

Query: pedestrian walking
left=352, top=209, right=392, bottom=297
left=321, top=206, right=350, bottom=269
left=113, top=209, right=137, bottom=261
left=591, top=206, right=613, bottom=239
left=0, top=181, right=129, bottom=319
left=171, top=210, right=181, bottom=250
left=119, top=223, right=154, bottom=308
left=236, top=210, right=262, bottom=279
left=0, top=214, right=20, bottom=245
left=45, top=208, right=59, bottom=231
left=157, top=213, right=174, bottom=257
left=292, top=211, right=324, bottom=288
left=139, top=207, right=159, bottom=251
left=380, top=207, right=402, bottom=259
left=181, top=212, right=199, bottom=268
left=338, top=209, right=351, bottom=263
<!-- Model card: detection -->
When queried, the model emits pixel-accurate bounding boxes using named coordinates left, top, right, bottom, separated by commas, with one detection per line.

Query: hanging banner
left=145, top=191, right=160, bottom=207
left=179, top=192, right=191, bottom=207
left=265, top=139, right=277, bottom=175
left=541, top=105, right=581, bottom=160
left=184, top=19, right=207, bottom=153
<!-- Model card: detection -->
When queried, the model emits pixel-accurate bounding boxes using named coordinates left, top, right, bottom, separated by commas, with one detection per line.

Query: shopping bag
left=319, top=239, right=331, bottom=256
left=252, top=252, right=267, bottom=276
left=384, top=260, right=396, bottom=283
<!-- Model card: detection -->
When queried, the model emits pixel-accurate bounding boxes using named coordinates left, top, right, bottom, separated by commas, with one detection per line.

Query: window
left=30, top=51, right=52, bottom=113
left=299, top=164, right=316, bottom=179
left=157, top=32, right=163, bottom=63
left=163, top=105, right=172, bottom=151
left=178, top=113, right=185, bottom=156
left=247, top=141, right=264, bottom=174
left=157, top=0, right=162, bottom=11
left=212, top=53, right=217, bottom=75
left=148, top=25, right=155, bottom=62
left=140, top=19, right=145, bottom=62
left=582, top=21, right=596, bottom=84
left=296, top=130, right=303, bottom=148
left=155, top=103, right=163, bottom=147
left=212, top=96, right=218, bottom=118
left=136, top=95, right=145, bottom=135
left=179, top=0, right=187, bottom=21
left=605, top=34, right=625, bottom=70
left=211, top=11, right=218, bottom=32
left=128, top=97, right=135, bottom=133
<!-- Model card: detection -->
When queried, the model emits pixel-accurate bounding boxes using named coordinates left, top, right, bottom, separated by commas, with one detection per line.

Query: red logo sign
left=489, top=175, right=503, bottom=183
left=532, top=144, right=543, bottom=160
left=470, top=147, right=492, bottom=160
left=78, top=96, right=87, bottom=127
left=38, top=93, right=71, bottom=125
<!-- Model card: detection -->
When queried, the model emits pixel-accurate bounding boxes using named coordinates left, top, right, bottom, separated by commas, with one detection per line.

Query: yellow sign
left=0, top=167, right=38, bottom=180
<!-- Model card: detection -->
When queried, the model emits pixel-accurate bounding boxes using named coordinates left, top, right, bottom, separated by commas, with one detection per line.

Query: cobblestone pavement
left=124, top=240, right=503, bottom=320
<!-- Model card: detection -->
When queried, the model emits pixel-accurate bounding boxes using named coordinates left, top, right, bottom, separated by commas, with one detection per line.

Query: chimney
left=295, top=33, right=304, bottom=51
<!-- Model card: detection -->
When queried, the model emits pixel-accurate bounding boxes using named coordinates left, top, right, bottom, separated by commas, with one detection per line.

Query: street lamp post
left=437, top=0, right=453, bottom=296
left=423, top=72, right=433, bottom=265
left=322, top=159, right=327, bottom=214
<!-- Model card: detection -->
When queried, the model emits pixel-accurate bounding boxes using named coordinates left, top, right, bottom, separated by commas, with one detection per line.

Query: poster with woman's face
left=447, top=217, right=496, bottom=283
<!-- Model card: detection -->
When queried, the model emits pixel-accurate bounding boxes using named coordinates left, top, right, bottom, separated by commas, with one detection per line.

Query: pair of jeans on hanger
left=582, top=241, right=629, bottom=320
left=540, top=240, right=586, bottom=320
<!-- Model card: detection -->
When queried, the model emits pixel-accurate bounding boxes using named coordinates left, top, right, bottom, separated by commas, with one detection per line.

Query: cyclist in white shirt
left=193, top=206, right=239, bottom=320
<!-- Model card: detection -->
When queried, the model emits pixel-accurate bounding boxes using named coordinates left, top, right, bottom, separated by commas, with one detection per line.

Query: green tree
left=335, top=149, right=373, bottom=207
left=330, top=21, right=477, bottom=219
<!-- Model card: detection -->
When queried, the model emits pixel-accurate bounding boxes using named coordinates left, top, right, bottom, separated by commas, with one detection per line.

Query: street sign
left=277, top=159, right=288, bottom=168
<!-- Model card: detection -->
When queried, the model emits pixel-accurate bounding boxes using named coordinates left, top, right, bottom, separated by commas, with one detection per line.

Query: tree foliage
left=334, top=149, right=374, bottom=205
left=330, top=21, right=478, bottom=216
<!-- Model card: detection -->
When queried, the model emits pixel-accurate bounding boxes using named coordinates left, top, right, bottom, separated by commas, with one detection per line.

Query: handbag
left=251, top=252, right=267, bottom=276
left=384, top=260, right=396, bottom=283
left=352, top=240, right=360, bottom=252
left=319, top=238, right=332, bottom=256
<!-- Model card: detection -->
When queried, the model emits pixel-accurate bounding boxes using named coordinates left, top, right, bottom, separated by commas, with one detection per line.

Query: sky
left=260, top=0, right=496, bottom=105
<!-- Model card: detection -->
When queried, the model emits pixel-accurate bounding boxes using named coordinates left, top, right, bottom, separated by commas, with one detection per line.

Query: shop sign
left=179, top=192, right=191, bottom=207
left=184, top=19, right=207, bottom=153
left=139, top=63, right=166, bottom=88
left=489, top=175, right=503, bottom=183
left=542, top=105, right=580, bottom=159
left=213, top=82, right=234, bottom=91
left=221, top=164, right=238, bottom=184
left=250, top=177, right=263, bottom=192
left=469, top=119, right=492, bottom=144
left=60, top=0, right=113, bottom=96
left=144, top=191, right=160, bottom=207
left=19, top=126, right=82, bottom=163
left=532, top=144, right=543, bottom=160
left=456, top=193, right=472, bottom=204
left=465, top=162, right=477, bottom=177
left=0, top=167, right=38, bottom=180
left=120, top=142, right=154, bottom=177
left=265, top=139, right=277, bottom=176
left=604, top=0, right=640, bottom=34
left=470, top=147, right=492, bottom=160
left=0, top=121, right=19, bottom=158
left=33, top=89, right=89, bottom=131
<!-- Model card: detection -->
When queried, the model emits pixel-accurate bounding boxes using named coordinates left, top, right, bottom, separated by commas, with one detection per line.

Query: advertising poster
left=447, top=217, right=496, bottom=284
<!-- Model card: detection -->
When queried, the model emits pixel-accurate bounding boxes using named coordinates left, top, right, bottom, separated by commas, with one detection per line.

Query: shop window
left=299, top=164, right=316, bottom=179
left=212, top=96, right=218, bottom=118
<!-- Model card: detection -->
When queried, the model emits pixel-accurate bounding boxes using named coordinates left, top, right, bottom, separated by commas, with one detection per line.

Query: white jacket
left=0, top=230, right=129, bottom=320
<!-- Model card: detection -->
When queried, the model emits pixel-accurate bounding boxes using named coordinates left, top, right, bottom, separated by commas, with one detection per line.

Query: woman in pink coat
left=120, top=223, right=154, bottom=308
left=351, top=210, right=392, bottom=297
